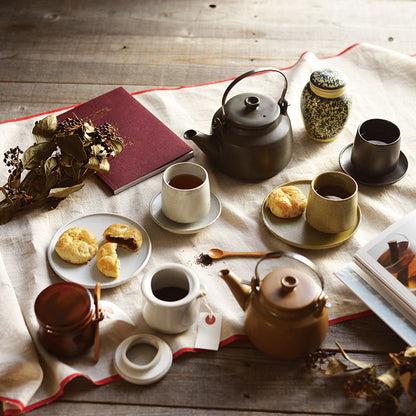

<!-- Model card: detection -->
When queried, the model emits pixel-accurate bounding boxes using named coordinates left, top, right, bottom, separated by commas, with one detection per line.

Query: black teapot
left=184, top=68, right=293, bottom=181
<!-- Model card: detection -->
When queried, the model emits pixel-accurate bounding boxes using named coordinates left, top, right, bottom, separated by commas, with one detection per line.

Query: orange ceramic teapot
left=219, top=251, right=329, bottom=359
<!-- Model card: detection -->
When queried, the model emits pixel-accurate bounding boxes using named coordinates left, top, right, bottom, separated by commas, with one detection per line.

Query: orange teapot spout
left=218, top=269, right=251, bottom=312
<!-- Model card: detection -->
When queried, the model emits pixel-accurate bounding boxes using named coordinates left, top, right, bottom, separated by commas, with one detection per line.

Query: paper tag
left=194, top=312, right=222, bottom=351
left=100, top=300, right=136, bottom=327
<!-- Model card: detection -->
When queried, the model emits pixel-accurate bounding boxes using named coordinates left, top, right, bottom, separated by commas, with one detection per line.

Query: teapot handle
left=253, top=251, right=327, bottom=314
left=221, top=67, right=288, bottom=118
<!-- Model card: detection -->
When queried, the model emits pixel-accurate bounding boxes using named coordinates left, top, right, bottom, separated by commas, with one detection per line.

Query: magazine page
left=335, top=262, right=416, bottom=345
left=354, top=209, right=416, bottom=315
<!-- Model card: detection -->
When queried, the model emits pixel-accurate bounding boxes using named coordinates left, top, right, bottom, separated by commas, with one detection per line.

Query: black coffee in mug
left=168, top=174, right=203, bottom=189
left=153, top=286, right=189, bottom=302
left=316, top=184, right=351, bottom=200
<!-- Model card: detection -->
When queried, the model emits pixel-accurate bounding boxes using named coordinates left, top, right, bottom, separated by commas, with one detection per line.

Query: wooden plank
left=52, top=345, right=413, bottom=415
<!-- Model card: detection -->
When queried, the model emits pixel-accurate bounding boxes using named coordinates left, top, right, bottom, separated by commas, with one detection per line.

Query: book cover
left=57, top=87, right=194, bottom=194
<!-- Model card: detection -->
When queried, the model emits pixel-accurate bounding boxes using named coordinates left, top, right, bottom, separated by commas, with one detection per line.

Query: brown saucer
left=339, top=143, right=408, bottom=186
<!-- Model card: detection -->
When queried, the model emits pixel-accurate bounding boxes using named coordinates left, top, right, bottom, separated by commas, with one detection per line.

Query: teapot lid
left=258, top=268, right=320, bottom=317
left=253, top=251, right=326, bottom=318
left=223, top=93, right=280, bottom=130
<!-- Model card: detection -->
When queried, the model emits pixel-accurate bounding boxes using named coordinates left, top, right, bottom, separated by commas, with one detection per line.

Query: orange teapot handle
left=220, top=67, right=288, bottom=118
left=252, top=251, right=327, bottom=314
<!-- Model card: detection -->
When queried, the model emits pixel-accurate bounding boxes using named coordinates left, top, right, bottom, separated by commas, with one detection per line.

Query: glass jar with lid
left=34, top=282, right=100, bottom=358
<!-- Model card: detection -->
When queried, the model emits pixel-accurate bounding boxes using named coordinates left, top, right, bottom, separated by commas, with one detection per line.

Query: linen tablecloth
left=1, top=42, right=415, bottom=414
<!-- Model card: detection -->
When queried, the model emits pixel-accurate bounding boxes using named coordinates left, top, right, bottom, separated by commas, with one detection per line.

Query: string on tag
left=199, top=290, right=215, bottom=324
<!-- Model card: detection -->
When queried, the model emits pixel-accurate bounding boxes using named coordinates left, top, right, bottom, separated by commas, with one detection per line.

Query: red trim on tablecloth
left=329, top=309, right=373, bottom=325
left=3, top=310, right=372, bottom=415
left=0, top=42, right=409, bottom=415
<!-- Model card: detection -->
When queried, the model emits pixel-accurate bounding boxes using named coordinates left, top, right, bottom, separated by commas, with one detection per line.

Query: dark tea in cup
left=168, top=174, right=203, bottom=190
left=152, top=286, right=189, bottom=302
left=316, top=184, right=352, bottom=201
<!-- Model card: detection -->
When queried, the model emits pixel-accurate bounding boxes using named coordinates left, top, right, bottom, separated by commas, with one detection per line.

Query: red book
left=57, top=87, right=193, bottom=194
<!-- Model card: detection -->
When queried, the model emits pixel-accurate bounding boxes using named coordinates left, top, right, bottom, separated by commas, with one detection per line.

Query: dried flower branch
left=305, top=343, right=416, bottom=415
left=0, top=113, right=124, bottom=224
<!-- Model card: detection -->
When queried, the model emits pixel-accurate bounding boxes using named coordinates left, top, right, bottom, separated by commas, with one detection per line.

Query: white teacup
left=161, top=162, right=210, bottom=223
left=141, top=263, right=203, bottom=334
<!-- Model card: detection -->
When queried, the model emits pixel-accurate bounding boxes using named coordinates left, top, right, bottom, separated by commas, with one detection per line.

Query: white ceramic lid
left=114, top=334, right=172, bottom=385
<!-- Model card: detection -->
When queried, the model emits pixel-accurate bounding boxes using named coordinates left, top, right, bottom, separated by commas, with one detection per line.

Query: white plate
left=149, top=192, right=221, bottom=234
left=48, top=213, right=151, bottom=289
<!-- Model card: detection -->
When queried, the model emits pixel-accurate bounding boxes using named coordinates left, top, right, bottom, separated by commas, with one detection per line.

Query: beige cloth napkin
left=1, top=42, right=415, bottom=414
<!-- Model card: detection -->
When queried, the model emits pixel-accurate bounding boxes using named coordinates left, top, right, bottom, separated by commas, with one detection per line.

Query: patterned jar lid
left=309, top=68, right=349, bottom=99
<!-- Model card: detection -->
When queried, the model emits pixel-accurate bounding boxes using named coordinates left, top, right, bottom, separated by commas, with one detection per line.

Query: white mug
left=161, top=162, right=210, bottom=223
left=141, top=263, right=203, bottom=334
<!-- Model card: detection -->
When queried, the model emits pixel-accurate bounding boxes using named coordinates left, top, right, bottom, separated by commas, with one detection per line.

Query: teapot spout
left=183, top=129, right=219, bottom=159
left=218, top=269, right=251, bottom=312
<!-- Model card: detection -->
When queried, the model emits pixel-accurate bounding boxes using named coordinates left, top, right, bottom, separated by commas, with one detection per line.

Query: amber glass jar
left=34, top=282, right=96, bottom=358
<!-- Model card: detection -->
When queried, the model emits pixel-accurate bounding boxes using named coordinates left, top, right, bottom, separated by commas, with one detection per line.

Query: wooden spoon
left=94, top=283, right=101, bottom=363
left=208, top=248, right=271, bottom=260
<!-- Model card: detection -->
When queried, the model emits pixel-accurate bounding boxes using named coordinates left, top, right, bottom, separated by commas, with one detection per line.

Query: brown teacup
left=351, top=118, right=401, bottom=177
left=306, top=171, right=358, bottom=234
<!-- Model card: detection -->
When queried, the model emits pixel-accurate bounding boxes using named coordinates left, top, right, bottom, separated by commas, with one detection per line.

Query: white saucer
left=114, top=334, right=172, bottom=385
left=149, top=192, right=221, bottom=234
left=47, top=213, right=151, bottom=289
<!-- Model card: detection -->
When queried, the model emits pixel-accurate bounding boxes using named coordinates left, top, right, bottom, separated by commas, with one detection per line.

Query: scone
left=267, top=185, right=307, bottom=218
left=55, top=227, right=98, bottom=264
left=103, top=223, right=142, bottom=252
left=96, top=242, right=120, bottom=278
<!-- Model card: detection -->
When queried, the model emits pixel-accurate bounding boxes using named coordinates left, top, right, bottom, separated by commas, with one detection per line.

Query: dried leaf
left=61, top=161, right=83, bottom=181
left=98, top=158, right=110, bottom=172
left=111, top=139, right=123, bottom=155
left=45, top=172, right=59, bottom=190
left=377, top=366, right=399, bottom=389
left=325, top=357, right=347, bottom=375
left=0, top=205, right=16, bottom=225
left=22, top=142, right=55, bottom=169
left=32, top=114, right=58, bottom=143
left=48, top=183, right=84, bottom=198
left=399, top=371, right=412, bottom=396
left=44, top=157, right=58, bottom=176
left=84, top=156, right=110, bottom=172
left=336, top=342, right=373, bottom=369
left=56, top=134, right=87, bottom=161
left=404, top=346, right=416, bottom=357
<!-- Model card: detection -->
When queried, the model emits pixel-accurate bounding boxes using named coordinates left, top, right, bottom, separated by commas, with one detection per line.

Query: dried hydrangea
left=0, top=113, right=124, bottom=224
left=306, top=343, right=416, bottom=415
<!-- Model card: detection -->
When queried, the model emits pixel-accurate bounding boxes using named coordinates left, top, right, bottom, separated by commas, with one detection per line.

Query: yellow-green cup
left=306, top=171, right=358, bottom=234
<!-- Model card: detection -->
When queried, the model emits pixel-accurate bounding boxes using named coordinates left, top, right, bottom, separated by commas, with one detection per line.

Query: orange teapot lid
left=252, top=252, right=327, bottom=318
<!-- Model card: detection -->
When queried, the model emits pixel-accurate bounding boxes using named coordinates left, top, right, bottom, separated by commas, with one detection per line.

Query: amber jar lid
left=35, top=282, right=93, bottom=329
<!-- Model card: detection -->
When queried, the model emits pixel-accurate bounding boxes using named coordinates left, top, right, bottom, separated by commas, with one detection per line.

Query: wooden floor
left=1, top=1, right=416, bottom=415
